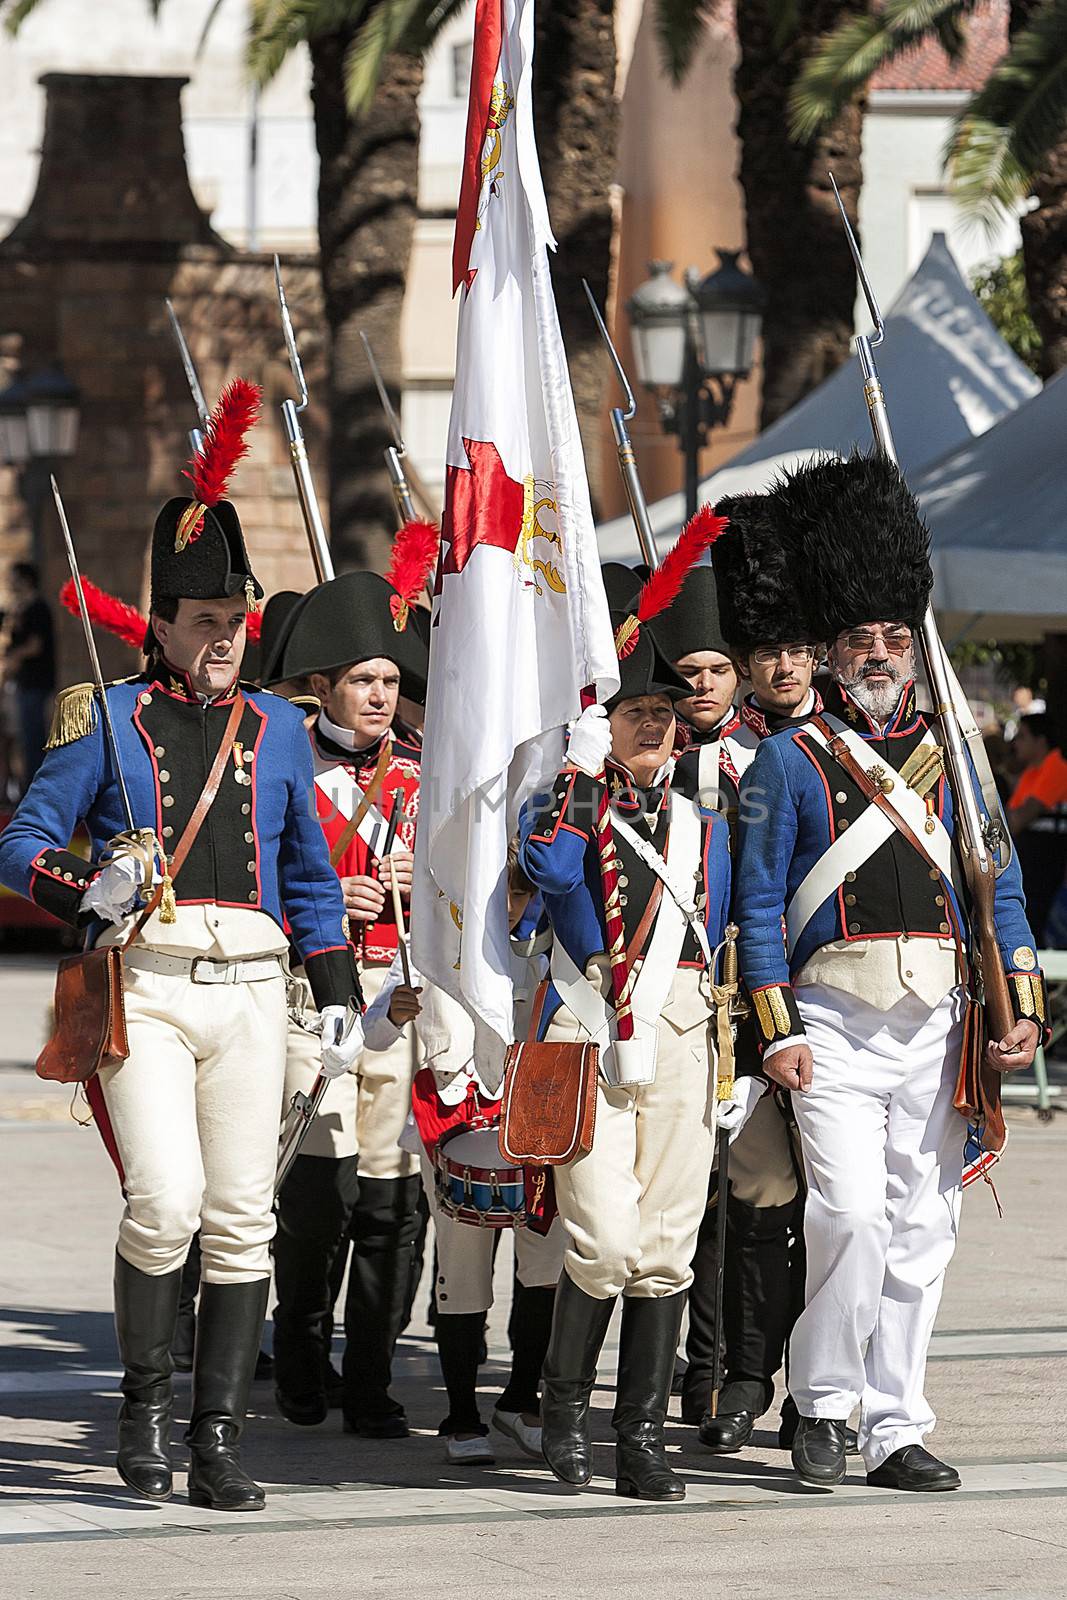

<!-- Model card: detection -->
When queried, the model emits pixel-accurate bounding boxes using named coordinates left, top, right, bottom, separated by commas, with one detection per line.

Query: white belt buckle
left=190, top=956, right=231, bottom=985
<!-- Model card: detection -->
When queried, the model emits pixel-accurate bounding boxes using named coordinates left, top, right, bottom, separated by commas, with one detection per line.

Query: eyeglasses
left=751, top=644, right=817, bottom=666
left=839, top=628, right=913, bottom=655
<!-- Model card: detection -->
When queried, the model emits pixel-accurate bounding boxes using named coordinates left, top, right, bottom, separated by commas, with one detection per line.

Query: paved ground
left=1, top=953, right=1066, bottom=1598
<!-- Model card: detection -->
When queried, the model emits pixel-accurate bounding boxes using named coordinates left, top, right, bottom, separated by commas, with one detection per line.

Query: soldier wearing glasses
left=734, top=455, right=1044, bottom=1494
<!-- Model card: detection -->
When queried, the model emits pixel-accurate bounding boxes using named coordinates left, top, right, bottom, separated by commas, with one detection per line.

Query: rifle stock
left=970, top=863, right=1016, bottom=1044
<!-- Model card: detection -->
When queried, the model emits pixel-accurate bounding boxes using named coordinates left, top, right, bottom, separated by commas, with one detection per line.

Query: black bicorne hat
left=710, top=492, right=816, bottom=653
left=645, top=563, right=729, bottom=662
left=604, top=609, right=690, bottom=710
left=770, top=451, right=933, bottom=641
left=256, top=590, right=305, bottom=687
left=271, top=571, right=429, bottom=703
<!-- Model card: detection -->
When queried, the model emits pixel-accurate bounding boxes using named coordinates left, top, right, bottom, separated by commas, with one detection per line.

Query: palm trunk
left=734, top=0, right=867, bottom=428
left=533, top=0, right=617, bottom=514
left=310, top=34, right=424, bottom=571
left=1011, top=0, right=1067, bottom=378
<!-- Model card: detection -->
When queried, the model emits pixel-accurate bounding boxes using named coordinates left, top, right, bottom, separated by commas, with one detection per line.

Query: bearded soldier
left=267, top=569, right=428, bottom=1438
left=735, top=454, right=1045, bottom=1492
left=0, top=383, right=364, bottom=1512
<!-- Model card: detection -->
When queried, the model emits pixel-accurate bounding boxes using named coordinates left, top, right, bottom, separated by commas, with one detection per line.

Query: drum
left=433, top=1120, right=527, bottom=1229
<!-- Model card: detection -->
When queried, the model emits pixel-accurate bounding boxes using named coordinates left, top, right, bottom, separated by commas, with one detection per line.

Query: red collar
left=150, top=661, right=240, bottom=705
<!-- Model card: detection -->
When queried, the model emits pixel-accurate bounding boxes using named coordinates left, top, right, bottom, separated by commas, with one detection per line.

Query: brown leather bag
left=952, top=994, right=1007, bottom=1154
left=498, top=1031, right=599, bottom=1167
left=35, top=695, right=246, bottom=1084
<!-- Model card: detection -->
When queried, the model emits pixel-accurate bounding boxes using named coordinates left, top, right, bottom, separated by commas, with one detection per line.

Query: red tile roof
left=871, top=0, right=1008, bottom=93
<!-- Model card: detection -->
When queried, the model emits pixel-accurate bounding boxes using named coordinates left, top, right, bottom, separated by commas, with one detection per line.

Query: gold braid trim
left=46, top=684, right=96, bottom=749
left=613, top=613, right=640, bottom=655
left=175, top=501, right=206, bottom=551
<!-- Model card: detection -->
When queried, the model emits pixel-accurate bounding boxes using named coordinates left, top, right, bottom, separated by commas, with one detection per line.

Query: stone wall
left=0, top=73, right=330, bottom=688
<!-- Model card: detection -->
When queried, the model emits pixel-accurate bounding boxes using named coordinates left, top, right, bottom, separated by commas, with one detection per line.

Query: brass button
left=929, top=869, right=939, bottom=881
left=139, top=692, right=152, bottom=705
left=618, top=875, right=629, bottom=887
left=551, top=809, right=560, bottom=818
left=246, top=861, right=256, bottom=873
left=241, top=803, right=251, bottom=816
left=154, top=745, right=165, bottom=757
left=925, top=818, right=936, bottom=834
left=935, top=894, right=945, bottom=907
left=848, top=921, right=860, bottom=933
left=619, top=895, right=628, bottom=906
left=845, top=893, right=856, bottom=906
left=835, top=791, right=847, bottom=803
left=939, top=921, right=950, bottom=934
left=905, top=969, right=913, bottom=980
left=162, top=826, right=173, bottom=839
left=244, top=831, right=254, bottom=844
left=162, top=795, right=175, bottom=808
left=881, top=777, right=895, bottom=793
left=839, top=819, right=849, bottom=830
left=845, top=871, right=857, bottom=884
left=248, top=890, right=257, bottom=901
left=158, top=770, right=170, bottom=783
left=63, top=871, right=73, bottom=881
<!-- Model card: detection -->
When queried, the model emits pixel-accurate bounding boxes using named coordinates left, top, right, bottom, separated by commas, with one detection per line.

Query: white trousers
left=97, top=963, right=288, bottom=1283
left=418, top=1153, right=565, bottom=1316
left=789, top=983, right=966, bottom=1470
left=550, top=968, right=716, bottom=1300
left=355, top=963, right=418, bottom=1180
left=282, top=980, right=359, bottom=1161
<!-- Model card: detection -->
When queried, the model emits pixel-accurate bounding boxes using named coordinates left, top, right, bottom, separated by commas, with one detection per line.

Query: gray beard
left=846, top=675, right=901, bottom=726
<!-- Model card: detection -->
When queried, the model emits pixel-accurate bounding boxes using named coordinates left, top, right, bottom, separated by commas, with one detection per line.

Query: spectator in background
left=3, top=563, right=56, bottom=792
left=1009, top=712, right=1067, bottom=948
left=1005, top=685, right=1047, bottom=742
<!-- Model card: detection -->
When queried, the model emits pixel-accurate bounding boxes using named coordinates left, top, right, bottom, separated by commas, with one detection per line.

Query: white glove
left=566, top=704, right=613, bottom=778
left=80, top=854, right=145, bottom=924
left=716, top=1075, right=767, bottom=1144
left=320, top=1004, right=366, bottom=1079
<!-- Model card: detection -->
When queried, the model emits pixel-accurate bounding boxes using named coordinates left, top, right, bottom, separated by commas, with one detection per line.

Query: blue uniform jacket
left=518, top=762, right=731, bottom=1037
left=0, top=672, right=358, bottom=1011
left=734, top=681, right=1046, bottom=1048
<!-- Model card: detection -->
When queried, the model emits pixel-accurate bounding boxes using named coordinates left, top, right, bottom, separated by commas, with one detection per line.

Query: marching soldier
left=735, top=454, right=1045, bottom=1492
left=518, top=570, right=739, bottom=1503
left=0, top=383, right=364, bottom=1512
left=267, top=569, right=428, bottom=1438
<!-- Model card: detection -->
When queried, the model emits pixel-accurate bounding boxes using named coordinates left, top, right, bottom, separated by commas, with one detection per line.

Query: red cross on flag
left=412, top=0, right=618, bottom=1087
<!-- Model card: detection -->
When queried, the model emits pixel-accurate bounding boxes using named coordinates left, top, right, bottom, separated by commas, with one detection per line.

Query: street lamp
left=626, top=251, right=765, bottom=522
left=0, top=366, right=81, bottom=568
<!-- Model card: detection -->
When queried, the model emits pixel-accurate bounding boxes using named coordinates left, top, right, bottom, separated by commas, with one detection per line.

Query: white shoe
left=492, top=1409, right=543, bottom=1459
left=445, top=1434, right=496, bottom=1465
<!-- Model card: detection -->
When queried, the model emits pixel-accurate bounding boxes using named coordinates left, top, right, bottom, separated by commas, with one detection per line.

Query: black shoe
left=343, top=1409, right=410, bottom=1440
left=613, top=1295, right=687, bottom=1503
left=186, top=1280, right=269, bottom=1512
left=779, top=1398, right=860, bottom=1455
left=867, top=1445, right=961, bottom=1493
left=114, top=1254, right=182, bottom=1502
left=540, top=1274, right=615, bottom=1487
left=791, top=1416, right=848, bottom=1487
left=274, top=1385, right=328, bottom=1426
left=698, top=1409, right=755, bottom=1454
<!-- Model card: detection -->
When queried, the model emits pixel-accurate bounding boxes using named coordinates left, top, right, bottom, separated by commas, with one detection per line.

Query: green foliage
left=949, top=637, right=1045, bottom=694
left=970, top=251, right=1042, bottom=374
left=3, top=0, right=163, bottom=29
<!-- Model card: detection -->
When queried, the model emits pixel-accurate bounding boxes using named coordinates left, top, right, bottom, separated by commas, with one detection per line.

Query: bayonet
left=829, top=171, right=1015, bottom=1039
left=164, top=298, right=210, bottom=458
left=275, top=255, right=334, bottom=582
left=582, top=280, right=659, bottom=570
left=360, top=330, right=441, bottom=538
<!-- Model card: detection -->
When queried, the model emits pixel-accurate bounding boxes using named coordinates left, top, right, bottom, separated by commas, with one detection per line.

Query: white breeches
left=97, top=962, right=288, bottom=1284
left=549, top=968, right=717, bottom=1300
left=418, top=1153, right=565, bottom=1317
left=355, top=963, right=418, bottom=1180
left=788, top=983, right=966, bottom=1471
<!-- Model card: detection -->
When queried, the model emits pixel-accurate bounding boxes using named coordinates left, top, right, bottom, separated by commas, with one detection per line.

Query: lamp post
left=626, top=251, right=764, bottom=523
left=0, top=366, right=81, bottom=568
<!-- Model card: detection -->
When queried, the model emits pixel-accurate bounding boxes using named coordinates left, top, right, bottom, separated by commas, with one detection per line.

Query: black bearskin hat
left=710, top=492, right=816, bottom=653
left=772, top=451, right=932, bottom=641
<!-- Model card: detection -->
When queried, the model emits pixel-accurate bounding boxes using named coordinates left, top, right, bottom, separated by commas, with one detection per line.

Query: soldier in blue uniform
left=734, top=454, right=1046, bottom=1493
left=0, top=398, right=364, bottom=1513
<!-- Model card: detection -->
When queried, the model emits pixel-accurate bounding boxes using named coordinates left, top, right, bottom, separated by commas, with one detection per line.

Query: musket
left=360, top=330, right=442, bottom=541
left=276, top=998, right=361, bottom=1192
left=275, top=255, right=335, bottom=583
left=708, top=923, right=745, bottom=1420
left=164, top=299, right=209, bottom=459
left=581, top=279, right=659, bottom=570
left=829, top=173, right=1015, bottom=1040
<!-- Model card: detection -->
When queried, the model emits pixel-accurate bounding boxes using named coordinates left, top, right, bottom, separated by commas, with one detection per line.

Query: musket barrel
left=384, top=446, right=418, bottom=529
left=610, top=408, right=660, bottom=570
left=281, top=399, right=334, bottom=583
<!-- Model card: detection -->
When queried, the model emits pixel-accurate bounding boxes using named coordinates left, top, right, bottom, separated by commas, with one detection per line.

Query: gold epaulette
left=45, top=676, right=138, bottom=749
left=46, top=683, right=97, bottom=749
left=288, top=695, right=322, bottom=714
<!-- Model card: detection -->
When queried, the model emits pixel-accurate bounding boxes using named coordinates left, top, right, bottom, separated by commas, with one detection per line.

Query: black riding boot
left=171, top=1234, right=201, bottom=1372
left=614, top=1293, right=687, bottom=1502
left=342, top=1174, right=422, bottom=1437
left=540, top=1273, right=615, bottom=1486
left=273, top=1153, right=358, bottom=1425
left=498, top=1283, right=555, bottom=1417
left=114, top=1252, right=182, bottom=1501
left=186, top=1279, right=270, bottom=1511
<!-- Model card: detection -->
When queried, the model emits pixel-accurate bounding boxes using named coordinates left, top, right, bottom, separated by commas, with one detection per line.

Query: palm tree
left=789, top=0, right=1067, bottom=377
left=655, top=0, right=868, bottom=429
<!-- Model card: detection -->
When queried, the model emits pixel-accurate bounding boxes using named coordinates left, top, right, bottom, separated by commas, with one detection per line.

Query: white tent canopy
left=597, top=233, right=1040, bottom=561
left=916, top=369, right=1067, bottom=642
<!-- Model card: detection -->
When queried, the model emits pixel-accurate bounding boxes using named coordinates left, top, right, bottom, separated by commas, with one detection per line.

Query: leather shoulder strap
left=810, top=713, right=942, bottom=873
left=125, top=694, right=246, bottom=949
left=329, top=736, right=392, bottom=868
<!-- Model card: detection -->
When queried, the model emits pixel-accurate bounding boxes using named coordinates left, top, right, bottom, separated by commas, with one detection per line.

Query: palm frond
left=248, top=0, right=369, bottom=87
left=405, top=0, right=469, bottom=53
left=789, top=0, right=974, bottom=141
left=652, top=0, right=712, bottom=88
left=3, top=0, right=46, bottom=34
left=946, top=1, right=1067, bottom=225
left=342, top=0, right=424, bottom=114
left=196, top=0, right=229, bottom=56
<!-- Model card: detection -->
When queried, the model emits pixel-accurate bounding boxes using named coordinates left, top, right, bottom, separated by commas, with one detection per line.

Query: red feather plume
left=183, top=378, right=262, bottom=507
left=60, top=577, right=147, bottom=650
left=616, top=504, right=729, bottom=658
left=245, top=610, right=263, bottom=644
left=385, top=518, right=439, bottom=604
